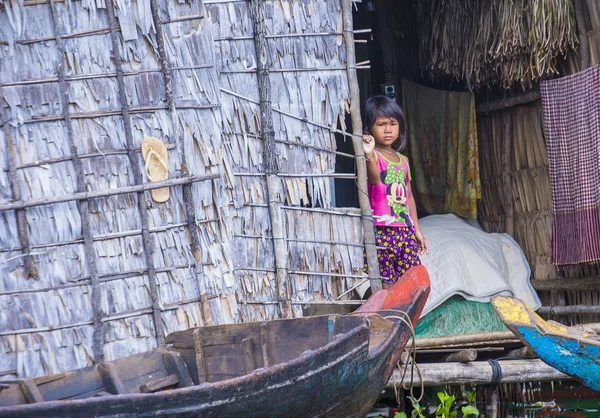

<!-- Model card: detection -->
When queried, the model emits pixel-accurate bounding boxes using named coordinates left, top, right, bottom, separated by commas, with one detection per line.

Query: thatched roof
left=417, top=0, right=578, bottom=90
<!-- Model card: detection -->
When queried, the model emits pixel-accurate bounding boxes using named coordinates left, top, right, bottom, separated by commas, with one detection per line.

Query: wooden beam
left=387, top=359, right=569, bottom=388
left=342, top=0, right=381, bottom=292
left=476, top=89, right=541, bottom=113
left=192, top=329, right=208, bottom=384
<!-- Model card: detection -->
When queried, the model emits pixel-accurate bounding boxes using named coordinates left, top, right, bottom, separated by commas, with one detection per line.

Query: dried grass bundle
left=417, top=0, right=578, bottom=90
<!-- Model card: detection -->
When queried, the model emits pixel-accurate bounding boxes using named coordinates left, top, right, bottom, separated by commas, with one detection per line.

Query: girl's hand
left=362, top=134, right=375, bottom=156
left=415, top=230, right=429, bottom=255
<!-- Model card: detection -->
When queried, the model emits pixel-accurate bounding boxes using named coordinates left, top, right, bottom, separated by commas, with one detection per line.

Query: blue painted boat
left=491, top=296, right=600, bottom=392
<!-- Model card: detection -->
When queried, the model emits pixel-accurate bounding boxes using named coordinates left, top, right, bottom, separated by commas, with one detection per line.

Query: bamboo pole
left=413, top=331, right=518, bottom=349
left=531, top=277, right=600, bottom=291
left=0, top=91, right=37, bottom=279
left=0, top=174, right=219, bottom=212
left=0, top=297, right=214, bottom=337
left=220, top=88, right=362, bottom=141
left=220, top=66, right=369, bottom=73
left=538, top=305, right=600, bottom=315
left=22, top=104, right=220, bottom=124
left=106, top=0, right=165, bottom=347
left=1, top=65, right=215, bottom=87
left=476, top=90, right=541, bottom=113
left=443, top=349, right=478, bottom=363
left=0, top=262, right=217, bottom=297
left=149, top=0, right=213, bottom=326
left=48, top=0, right=104, bottom=363
left=251, top=0, right=291, bottom=319
left=0, top=219, right=219, bottom=253
left=387, top=359, right=569, bottom=388
left=502, top=111, right=514, bottom=236
left=281, top=205, right=363, bottom=217
left=342, top=0, right=381, bottom=292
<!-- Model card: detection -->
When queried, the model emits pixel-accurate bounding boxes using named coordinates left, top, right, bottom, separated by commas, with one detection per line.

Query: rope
left=348, top=308, right=425, bottom=403
left=487, top=359, right=503, bottom=387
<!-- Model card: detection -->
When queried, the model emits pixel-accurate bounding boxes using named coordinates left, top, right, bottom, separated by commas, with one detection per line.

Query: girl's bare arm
left=363, top=134, right=380, bottom=185
left=407, top=181, right=429, bottom=254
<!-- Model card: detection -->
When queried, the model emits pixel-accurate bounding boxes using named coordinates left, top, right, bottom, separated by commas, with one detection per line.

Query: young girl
left=362, top=95, right=428, bottom=288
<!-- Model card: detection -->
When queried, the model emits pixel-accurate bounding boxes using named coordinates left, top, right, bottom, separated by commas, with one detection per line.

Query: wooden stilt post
left=342, top=0, right=381, bottom=292
left=251, top=0, right=291, bottom=318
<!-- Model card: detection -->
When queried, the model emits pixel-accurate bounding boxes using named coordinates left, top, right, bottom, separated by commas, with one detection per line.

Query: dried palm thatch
left=0, top=0, right=371, bottom=379
left=561, top=0, right=600, bottom=73
left=417, top=0, right=578, bottom=90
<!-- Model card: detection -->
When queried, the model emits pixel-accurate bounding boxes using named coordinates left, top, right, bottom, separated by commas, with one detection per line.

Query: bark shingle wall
left=0, top=0, right=365, bottom=378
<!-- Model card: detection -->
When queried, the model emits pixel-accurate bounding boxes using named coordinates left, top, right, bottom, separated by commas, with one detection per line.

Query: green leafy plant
left=460, top=405, right=480, bottom=417
left=407, top=396, right=427, bottom=418
left=394, top=412, right=407, bottom=418
left=461, top=390, right=480, bottom=417
left=435, top=391, right=457, bottom=418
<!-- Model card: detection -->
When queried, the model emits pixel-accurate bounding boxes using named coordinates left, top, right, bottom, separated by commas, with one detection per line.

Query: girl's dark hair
left=361, top=95, right=407, bottom=151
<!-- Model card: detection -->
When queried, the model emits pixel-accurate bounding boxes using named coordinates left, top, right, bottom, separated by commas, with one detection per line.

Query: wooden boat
left=491, top=296, right=600, bottom=392
left=0, top=266, right=430, bottom=417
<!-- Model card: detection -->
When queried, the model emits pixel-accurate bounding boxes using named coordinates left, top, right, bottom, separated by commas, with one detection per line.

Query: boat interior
left=0, top=314, right=396, bottom=407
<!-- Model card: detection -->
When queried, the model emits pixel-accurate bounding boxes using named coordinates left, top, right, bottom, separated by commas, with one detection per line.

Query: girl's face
left=370, top=116, right=400, bottom=147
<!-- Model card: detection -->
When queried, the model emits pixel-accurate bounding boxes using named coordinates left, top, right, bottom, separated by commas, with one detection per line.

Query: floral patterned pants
left=365, top=226, right=421, bottom=284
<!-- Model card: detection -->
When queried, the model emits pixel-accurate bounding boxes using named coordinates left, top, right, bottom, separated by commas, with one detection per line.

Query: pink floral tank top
left=367, top=150, right=413, bottom=227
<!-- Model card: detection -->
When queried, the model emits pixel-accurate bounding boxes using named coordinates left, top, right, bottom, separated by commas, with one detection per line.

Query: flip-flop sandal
left=141, top=137, right=170, bottom=203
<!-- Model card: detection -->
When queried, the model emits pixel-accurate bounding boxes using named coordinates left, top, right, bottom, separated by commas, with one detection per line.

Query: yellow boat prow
left=491, top=296, right=599, bottom=338
left=491, top=296, right=569, bottom=335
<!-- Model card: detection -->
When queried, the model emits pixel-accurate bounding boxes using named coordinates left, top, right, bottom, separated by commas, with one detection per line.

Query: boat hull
left=0, top=266, right=430, bottom=417
left=492, top=296, right=600, bottom=393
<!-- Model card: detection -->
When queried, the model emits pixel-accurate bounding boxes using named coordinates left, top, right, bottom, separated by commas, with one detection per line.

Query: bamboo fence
left=0, top=0, right=375, bottom=379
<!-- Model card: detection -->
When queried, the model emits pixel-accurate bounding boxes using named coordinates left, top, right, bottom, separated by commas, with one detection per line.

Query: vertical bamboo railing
left=501, top=111, right=514, bottom=237
left=0, top=90, right=37, bottom=279
left=149, top=0, right=213, bottom=325
left=105, top=0, right=165, bottom=347
left=342, top=0, right=381, bottom=292
left=251, top=0, right=292, bottom=319
left=48, top=0, right=105, bottom=363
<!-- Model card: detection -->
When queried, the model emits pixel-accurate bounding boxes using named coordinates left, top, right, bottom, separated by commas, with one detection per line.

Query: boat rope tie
left=487, top=359, right=502, bottom=387
left=349, top=308, right=424, bottom=404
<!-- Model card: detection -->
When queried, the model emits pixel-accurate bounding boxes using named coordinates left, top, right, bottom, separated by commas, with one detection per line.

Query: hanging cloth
left=540, top=65, right=600, bottom=265
left=402, top=79, right=481, bottom=219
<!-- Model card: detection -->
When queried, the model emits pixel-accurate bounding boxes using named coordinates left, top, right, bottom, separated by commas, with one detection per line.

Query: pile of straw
left=417, top=0, right=578, bottom=90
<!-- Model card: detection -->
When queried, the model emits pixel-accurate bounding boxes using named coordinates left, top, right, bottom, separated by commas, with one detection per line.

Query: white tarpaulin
left=419, top=214, right=541, bottom=316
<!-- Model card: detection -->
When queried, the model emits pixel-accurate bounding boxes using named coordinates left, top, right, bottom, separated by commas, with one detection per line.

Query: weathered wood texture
left=0, top=0, right=367, bottom=378
left=388, top=359, right=569, bottom=388
left=477, top=103, right=553, bottom=281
